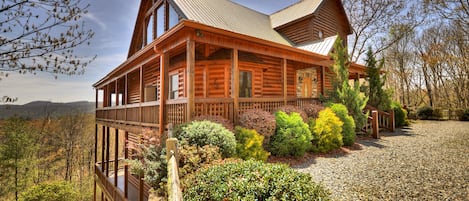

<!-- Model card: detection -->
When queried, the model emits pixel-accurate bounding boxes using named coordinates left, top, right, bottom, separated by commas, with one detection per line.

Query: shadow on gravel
left=381, top=127, right=416, bottom=137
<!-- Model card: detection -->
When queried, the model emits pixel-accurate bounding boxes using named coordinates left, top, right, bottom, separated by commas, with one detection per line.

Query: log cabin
left=92, top=0, right=368, bottom=200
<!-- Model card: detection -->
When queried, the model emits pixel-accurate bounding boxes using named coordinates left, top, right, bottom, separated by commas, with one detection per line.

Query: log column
left=114, top=128, right=119, bottom=187
left=159, top=53, right=169, bottom=135
left=282, top=58, right=287, bottom=105
left=186, top=40, right=195, bottom=121
left=321, top=66, right=326, bottom=96
left=231, top=49, right=239, bottom=124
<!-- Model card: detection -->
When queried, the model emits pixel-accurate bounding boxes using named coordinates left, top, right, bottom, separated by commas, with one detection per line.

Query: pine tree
left=364, top=47, right=391, bottom=111
left=328, top=37, right=368, bottom=130
left=0, top=117, right=38, bottom=201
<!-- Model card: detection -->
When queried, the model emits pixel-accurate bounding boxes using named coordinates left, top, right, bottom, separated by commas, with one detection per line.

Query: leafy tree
left=364, top=47, right=391, bottom=111
left=0, top=0, right=95, bottom=101
left=0, top=117, right=38, bottom=201
left=328, top=37, right=368, bottom=130
left=20, top=181, right=79, bottom=201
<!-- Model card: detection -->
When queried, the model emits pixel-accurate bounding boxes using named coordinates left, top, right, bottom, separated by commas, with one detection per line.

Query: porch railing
left=96, top=101, right=160, bottom=125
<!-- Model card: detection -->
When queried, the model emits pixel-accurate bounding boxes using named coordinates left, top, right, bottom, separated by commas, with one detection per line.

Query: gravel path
left=295, top=120, right=469, bottom=201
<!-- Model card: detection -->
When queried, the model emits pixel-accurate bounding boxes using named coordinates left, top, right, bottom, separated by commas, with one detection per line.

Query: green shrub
left=193, top=115, right=234, bottom=131
left=238, top=109, right=276, bottom=143
left=178, top=120, right=236, bottom=157
left=276, top=105, right=308, bottom=122
left=460, top=109, right=469, bottom=121
left=20, top=181, right=79, bottom=201
left=302, top=102, right=325, bottom=118
left=391, top=102, right=409, bottom=127
left=329, top=103, right=356, bottom=146
left=432, top=108, right=444, bottom=120
left=417, top=106, right=433, bottom=120
left=309, top=108, right=343, bottom=153
left=270, top=111, right=312, bottom=157
left=125, top=129, right=167, bottom=194
left=183, top=160, right=330, bottom=201
left=178, top=144, right=222, bottom=188
left=235, top=127, right=270, bottom=161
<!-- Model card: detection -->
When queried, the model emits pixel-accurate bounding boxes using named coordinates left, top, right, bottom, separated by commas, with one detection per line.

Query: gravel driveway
left=295, top=120, right=469, bottom=200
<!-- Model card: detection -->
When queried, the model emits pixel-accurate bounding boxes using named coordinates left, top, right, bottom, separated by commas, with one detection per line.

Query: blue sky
left=1, top=0, right=299, bottom=104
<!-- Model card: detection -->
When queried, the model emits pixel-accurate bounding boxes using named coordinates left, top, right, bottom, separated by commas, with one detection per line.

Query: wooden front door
left=301, top=77, right=312, bottom=97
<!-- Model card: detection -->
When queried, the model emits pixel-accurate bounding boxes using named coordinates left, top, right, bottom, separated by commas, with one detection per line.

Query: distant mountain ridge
left=0, top=101, right=95, bottom=119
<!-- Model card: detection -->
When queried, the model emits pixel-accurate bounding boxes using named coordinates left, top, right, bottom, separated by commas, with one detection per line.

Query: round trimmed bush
left=303, top=102, right=325, bottom=118
left=417, top=106, right=433, bottom=120
left=391, top=102, right=409, bottom=127
left=193, top=115, right=234, bottom=131
left=460, top=109, right=469, bottom=121
left=309, top=108, right=343, bottom=153
left=329, top=103, right=356, bottom=146
left=238, top=109, right=276, bottom=142
left=235, top=127, right=270, bottom=161
left=270, top=111, right=312, bottom=157
left=183, top=160, right=330, bottom=201
left=276, top=105, right=308, bottom=122
left=178, top=120, right=236, bottom=157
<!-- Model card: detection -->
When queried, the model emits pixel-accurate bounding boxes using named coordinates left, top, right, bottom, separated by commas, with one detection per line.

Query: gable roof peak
left=270, top=0, right=324, bottom=28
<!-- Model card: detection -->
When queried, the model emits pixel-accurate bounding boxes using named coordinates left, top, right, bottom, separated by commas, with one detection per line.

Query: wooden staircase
left=363, top=105, right=395, bottom=138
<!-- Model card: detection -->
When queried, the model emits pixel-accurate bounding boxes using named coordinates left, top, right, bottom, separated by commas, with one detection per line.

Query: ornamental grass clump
left=269, top=111, right=312, bottom=157
left=309, top=108, right=343, bottom=153
left=183, top=160, right=330, bottom=201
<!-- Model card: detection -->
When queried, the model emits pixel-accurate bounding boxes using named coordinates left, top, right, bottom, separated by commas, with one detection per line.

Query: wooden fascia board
left=180, top=20, right=330, bottom=63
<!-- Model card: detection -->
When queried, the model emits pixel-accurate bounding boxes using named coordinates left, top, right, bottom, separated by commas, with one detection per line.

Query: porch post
left=159, top=53, right=169, bottom=135
left=115, top=80, right=118, bottom=106
left=321, top=66, right=326, bottom=96
left=139, top=66, right=143, bottom=122
left=93, top=123, right=98, bottom=201
left=105, top=126, right=110, bottom=177
left=114, top=128, right=119, bottom=187
left=231, top=49, right=239, bottom=124
left=124, top=131, right=129, bottom=198
left=186, top=40, right=195, bottom=122
left=282, top=58, right=287, bottom=105
left=101, top=125, right=105, bottom=171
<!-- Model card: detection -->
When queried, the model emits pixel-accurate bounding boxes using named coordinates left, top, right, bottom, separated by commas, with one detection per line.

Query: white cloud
left=83, top=12, right=107, bottom=30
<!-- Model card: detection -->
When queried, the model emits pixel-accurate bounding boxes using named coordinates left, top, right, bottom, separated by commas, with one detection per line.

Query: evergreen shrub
left=178, top=120, right=236, bottom=157
left=309, top=108, right=343, bottom=153
left=391, top=102, right=409, bottom=127
left=329, top=103, right=356, bottom=146
left=183, top=160, right=330, bottom=201
left=460, top=109, right=469, bottom=121
left=276, top=105, right=308, bottom=122
left=234, top=127, right=270, bottom=161
left=270, top=111, right=312, bottom=157
left=193, top=115, right=234, bottom=131
left=417, top=106, right=433, bottom=120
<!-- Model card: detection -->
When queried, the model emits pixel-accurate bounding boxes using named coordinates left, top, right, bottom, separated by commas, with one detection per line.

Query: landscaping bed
left=295, top=120, right=469, bottom=200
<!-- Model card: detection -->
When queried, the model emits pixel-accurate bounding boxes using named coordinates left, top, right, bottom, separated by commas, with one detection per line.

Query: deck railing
left=97, top=97, right=321, bottom=127
left=96, top=102, right=160, bottom=125
left=95, top=161, right=127, bottom=201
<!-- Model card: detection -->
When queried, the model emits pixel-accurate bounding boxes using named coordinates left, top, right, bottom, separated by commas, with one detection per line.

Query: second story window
left=145, top=1, right=181, bottom=44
